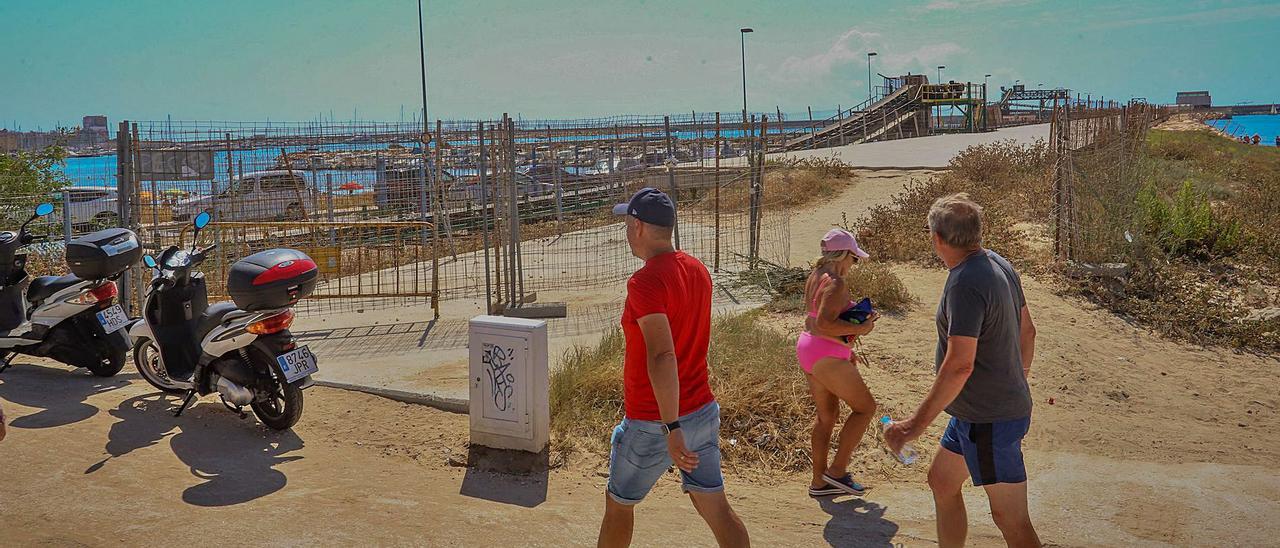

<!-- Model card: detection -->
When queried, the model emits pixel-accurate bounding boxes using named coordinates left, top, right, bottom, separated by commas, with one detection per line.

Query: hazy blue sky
left=2, top=0, right=1277, bottom=129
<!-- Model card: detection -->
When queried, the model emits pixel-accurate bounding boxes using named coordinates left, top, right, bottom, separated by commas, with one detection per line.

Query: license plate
left=276, top=346, right=318, bottom=383
left=96, top=304, right=129, bottom=333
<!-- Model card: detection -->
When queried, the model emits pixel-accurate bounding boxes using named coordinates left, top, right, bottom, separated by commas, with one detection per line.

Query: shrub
left=550, top=312, right=831, bottom=471
left=854, top=140, right=1049, bottom=265
left=1135, top=180, right=1242, bottom=259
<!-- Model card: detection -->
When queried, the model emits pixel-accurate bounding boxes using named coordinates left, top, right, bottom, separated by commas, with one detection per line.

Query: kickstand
left=174, top=389, right=197, bottom=417
left=0, top=352, right=14, bottom=374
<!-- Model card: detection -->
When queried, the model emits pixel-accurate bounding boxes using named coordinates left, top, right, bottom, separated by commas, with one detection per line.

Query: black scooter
left=0, top=203, right=138, bottom=375
left=127, top=212, right=320, bottom=430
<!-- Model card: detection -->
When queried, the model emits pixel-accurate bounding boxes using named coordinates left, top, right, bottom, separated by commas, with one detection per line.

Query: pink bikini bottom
left=795, top=332, right=852, bottom=374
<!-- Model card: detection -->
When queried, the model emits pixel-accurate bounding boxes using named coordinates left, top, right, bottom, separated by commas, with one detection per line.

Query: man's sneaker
left=822, top=473, right=867, bottom=496
left=808, top=484, right=844, bottom=497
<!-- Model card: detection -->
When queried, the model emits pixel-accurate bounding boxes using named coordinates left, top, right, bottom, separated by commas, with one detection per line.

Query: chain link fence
left=21, top=112, right=793, bottom=317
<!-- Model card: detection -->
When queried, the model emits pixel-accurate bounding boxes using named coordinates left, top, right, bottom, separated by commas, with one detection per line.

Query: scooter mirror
left=34, top=203, right=54, bottom=217
left=143, top=255, right=157, bottom=268
left=193, top=211, right=211, bottom=230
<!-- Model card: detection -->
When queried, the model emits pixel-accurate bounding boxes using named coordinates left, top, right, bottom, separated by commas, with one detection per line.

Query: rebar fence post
left=663, top=115, right=681, bottom=249
left=714, top=112, right=722, bottom=272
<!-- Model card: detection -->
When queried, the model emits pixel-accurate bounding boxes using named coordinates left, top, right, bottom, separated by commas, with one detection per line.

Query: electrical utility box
left=468, top=315, right=549, bottom=453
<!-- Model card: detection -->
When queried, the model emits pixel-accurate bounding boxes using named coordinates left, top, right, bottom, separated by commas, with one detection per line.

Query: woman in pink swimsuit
left=797, top=228, right=880, bottom=498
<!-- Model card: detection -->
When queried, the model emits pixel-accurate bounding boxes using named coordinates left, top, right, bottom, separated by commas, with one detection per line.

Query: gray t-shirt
left=934, top=249, right=1033, bottom=422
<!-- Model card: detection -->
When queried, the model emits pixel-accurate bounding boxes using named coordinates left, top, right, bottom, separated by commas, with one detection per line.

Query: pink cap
left=821, top=228, right=870, bottom=258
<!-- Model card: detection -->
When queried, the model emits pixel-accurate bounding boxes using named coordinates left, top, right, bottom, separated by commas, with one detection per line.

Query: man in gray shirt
left=886, top=193, right=1040, bottom=548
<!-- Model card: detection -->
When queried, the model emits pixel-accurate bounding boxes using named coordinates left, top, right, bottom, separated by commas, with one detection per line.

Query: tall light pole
left=740, top=28, right=753, bottom=126
left=937, top=65, right=946, bottom=83
left=984, top=74, right=991, bottom=88
left=866, top=52, right=877, bottom=106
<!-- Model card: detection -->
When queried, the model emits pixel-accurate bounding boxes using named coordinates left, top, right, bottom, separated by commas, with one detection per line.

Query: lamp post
left=866, top=52, right=877, bottom=106
left=984, top=74, right=991, bottom=88
left=740, top=28, right=753, bottom=127
left=935, top=65, right=946, bottom=131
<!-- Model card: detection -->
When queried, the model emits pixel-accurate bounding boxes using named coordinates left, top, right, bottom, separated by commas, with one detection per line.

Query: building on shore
left=1176, top=91, right=1212, bottom=109
left=0, top=115, right=111, bottom=153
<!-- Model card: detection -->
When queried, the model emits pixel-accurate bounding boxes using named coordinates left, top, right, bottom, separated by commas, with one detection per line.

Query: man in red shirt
left=597, top=188, right=750, bottom=547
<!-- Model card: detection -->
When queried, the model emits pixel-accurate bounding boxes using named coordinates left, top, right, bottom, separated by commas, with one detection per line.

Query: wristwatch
left=661, top=420, right=681, bottom=435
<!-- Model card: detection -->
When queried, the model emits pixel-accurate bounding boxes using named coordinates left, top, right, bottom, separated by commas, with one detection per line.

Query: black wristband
left=662, top=420, right=681, bottom=434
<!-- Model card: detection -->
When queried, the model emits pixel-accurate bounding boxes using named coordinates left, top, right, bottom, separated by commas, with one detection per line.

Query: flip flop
left=822, top=473, right=867, bottom=496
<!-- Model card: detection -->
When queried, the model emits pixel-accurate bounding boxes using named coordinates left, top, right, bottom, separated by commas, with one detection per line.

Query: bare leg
left=983, top=481, right=1040, bottom=548
left=597, top=494, right=635, bottom=548
left=688, top=490, right=751, bottom=547
left=810, top=357, right=876, bottom=478
left=807, top=374, right=839, bottom=488
left=928, top=446, right=971, bottom=548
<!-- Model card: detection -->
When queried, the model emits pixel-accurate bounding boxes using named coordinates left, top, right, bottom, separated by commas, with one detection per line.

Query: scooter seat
left=27, top=274, right=82, bottom=304
left=196, top=301, right=240, bottom=343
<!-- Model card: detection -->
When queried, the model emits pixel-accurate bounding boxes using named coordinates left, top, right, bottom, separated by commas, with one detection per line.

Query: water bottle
left=880, top=416, right=919, bottom=465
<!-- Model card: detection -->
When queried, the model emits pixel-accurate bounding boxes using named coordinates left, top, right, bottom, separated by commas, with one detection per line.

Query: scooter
left=0, top=203, right=138, bottom=376
left=127, top=211, right=320, bottom=430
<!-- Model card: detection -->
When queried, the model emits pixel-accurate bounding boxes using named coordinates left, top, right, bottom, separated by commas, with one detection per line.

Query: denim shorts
left=606, top=401, right=724, bottom=505
left=940, top=416, right=1031, bottom=486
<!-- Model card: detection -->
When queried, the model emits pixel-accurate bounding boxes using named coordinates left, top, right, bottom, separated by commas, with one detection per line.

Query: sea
left=1207, top=114, right=1280, bottom=146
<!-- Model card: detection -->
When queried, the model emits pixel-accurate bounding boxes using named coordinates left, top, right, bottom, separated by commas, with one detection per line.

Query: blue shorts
left=940, top=416, right=1031, bottom=486
left=606, top=401, right=723, bottom=505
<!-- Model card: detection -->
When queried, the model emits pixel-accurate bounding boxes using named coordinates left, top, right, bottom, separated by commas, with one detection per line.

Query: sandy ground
left=4, top=163, right=1278, bottom=546
left=777, top=124, right=1049, bottom=169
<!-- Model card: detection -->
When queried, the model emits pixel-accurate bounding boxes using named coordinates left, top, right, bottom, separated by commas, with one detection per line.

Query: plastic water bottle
left=880, top=416, right=919, bottom=465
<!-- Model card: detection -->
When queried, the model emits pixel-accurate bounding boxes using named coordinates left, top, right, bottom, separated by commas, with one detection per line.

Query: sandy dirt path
left=1, top=359, right=1276, bottom=547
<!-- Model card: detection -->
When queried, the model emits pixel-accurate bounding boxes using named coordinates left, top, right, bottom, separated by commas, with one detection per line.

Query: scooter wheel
left=132, top=338, right=185, bottom=393
left=87, top=348, right=126, bottom=377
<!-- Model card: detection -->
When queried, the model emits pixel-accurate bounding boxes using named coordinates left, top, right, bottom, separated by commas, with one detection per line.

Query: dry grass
left=550, top=311, right=822, bottom=471
left=854, top=140, right=1051, bottom=266
left=733, top=259, right=914, bottom=316
left=703, top=159, right=858, bottom=212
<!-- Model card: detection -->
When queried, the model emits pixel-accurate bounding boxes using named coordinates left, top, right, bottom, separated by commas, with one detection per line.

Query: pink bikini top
left=807, top=274, right=855, bottom=319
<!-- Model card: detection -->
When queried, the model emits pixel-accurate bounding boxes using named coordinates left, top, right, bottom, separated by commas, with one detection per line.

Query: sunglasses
left=922, top=225, right=933, bottom=234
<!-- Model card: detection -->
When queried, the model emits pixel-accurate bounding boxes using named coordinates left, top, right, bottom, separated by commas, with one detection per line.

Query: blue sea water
left=1207, top=114, right=1280, bottom=146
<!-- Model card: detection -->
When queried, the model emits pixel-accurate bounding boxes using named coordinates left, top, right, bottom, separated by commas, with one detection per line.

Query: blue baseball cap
left=612, top=187, right=676, bottom=227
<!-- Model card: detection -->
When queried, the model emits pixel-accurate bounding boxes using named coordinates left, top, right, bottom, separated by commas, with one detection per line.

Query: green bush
left=1136, top=180, right=1242, bottom=259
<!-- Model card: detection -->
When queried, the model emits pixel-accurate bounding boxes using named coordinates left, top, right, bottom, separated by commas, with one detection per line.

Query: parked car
left=173, top=170, right=312, bottom=222
left=56, top=186, right=121, bottom=230
left=516, top=164, right=583, bottom=186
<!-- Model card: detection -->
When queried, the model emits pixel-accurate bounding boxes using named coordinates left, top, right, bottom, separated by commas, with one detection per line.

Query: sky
left=2, top=0, right=1278, bottom=130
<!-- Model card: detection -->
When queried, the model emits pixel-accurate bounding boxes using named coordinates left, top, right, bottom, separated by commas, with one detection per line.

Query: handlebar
left=19, top=232, right=48, bottom=245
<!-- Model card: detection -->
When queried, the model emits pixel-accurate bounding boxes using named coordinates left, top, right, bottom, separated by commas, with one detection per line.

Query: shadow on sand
left=819, top=497, right=900, bottom=547
left=459, top=445, right=549, bottom=508
left=0, top=362, right=131, bottom=429
left=87, top=392, right=305, bottom=507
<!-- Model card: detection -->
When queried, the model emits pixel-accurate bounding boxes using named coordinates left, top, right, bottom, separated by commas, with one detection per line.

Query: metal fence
left=18, top=112, right=792, bottom=317
left=1049, top=100, right=1170, bottom=263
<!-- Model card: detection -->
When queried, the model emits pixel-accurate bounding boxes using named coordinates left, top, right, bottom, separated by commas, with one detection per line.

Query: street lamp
left=984, top=74, right=992, bottom=87
left=867, top=52, right=877, bottom=106
left=740, top=28, right=753, bottom=125
left=937, top=65, right=946, bottom=83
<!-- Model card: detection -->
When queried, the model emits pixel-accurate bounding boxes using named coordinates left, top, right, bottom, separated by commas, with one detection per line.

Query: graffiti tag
left=482, top=343, right=516, bottom=412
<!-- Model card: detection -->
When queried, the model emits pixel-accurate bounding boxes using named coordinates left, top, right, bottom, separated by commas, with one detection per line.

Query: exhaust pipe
left=214, top=374, right=254, bottom=407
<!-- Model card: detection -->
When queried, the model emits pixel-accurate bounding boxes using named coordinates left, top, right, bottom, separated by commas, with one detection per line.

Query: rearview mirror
left=34, top=203, right=54, bottom=217
left=143, top=255, right=157, bottom=268
left=193, top=211, right=211, bottom=230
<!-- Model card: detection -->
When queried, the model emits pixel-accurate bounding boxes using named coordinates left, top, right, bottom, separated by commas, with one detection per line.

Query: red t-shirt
left=621, top=251, right=715, bottom=421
